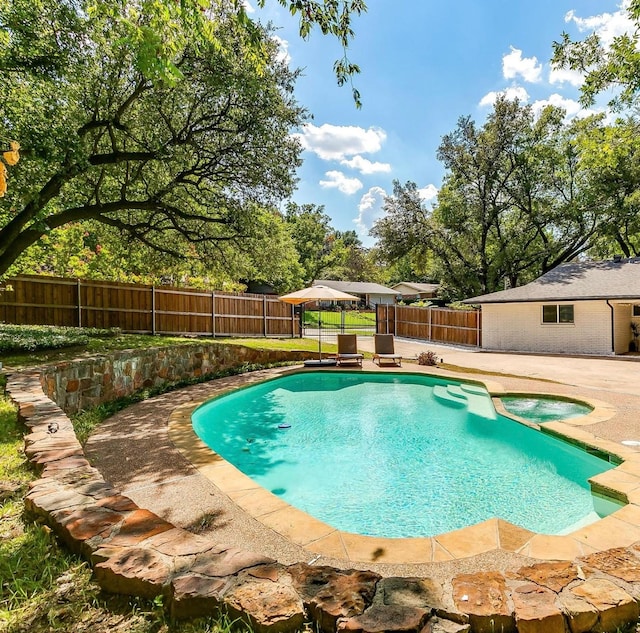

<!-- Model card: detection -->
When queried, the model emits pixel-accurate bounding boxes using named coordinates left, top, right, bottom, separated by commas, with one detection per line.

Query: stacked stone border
left=7, top=344, right=640, bottom=633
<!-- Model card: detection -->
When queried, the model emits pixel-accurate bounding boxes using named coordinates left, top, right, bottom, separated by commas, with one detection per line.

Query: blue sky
left=250, top=0, right=631, bottom=246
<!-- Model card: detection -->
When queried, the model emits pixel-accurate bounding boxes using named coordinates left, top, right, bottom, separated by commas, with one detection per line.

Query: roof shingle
left=465, top=258, right=640, bottom=304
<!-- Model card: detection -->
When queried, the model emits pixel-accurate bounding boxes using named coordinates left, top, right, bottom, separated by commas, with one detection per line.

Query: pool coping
left=168, top=365, right=640, bottom=565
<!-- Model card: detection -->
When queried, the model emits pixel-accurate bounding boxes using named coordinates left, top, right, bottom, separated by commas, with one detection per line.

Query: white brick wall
left=481, top=301, right=620, bottom=355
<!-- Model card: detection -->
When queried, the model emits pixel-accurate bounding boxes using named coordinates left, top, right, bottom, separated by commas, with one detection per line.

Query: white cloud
left=417, top=184, right=438, bottom=202
left=241, top=0, right=255, bottom=13
left=293, top=123, right=387, bottom=160
left=548, top=67, right=584, bottom=87
left=354, top=186, right=387, bottom=236
left=479, top=86, right=530, bottom=108
left=340, top=155, right=392, bottom=174
left=565, top=3, right=634, bottom=48
left=319, top=170, right=363, bottom=195
left=502, top=47, right=543, bottom=83
left=531, top=94, right=595, bottom=119
left=272, top=35, right=291, bottom=65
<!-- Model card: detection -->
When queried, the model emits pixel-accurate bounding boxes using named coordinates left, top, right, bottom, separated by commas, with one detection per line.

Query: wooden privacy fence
left=0, top=275, right=299, bottom=337
left=377, top=304, right=481, bottom=347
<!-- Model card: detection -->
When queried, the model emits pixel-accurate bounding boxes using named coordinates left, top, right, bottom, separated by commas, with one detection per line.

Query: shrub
left=0, top=324, right=120, bottom=353
left=446, top=301, right=476, bottom=311
left=417, top=350, right=439, bottom=366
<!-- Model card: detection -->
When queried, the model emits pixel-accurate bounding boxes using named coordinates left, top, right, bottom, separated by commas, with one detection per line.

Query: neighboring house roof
left=314, top=280, right=399, bottom=296
left=392, top=282, right=439, bottom=294
left=465, top=258, right=640, bottom=304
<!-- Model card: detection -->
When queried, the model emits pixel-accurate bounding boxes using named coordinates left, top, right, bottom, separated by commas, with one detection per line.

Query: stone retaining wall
left=7, top=346, right=640, bottom=633
left=39, top=343, right=317, bottom=414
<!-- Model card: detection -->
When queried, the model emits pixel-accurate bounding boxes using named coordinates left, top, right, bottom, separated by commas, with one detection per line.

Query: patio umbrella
left=279, top=284, right=360, bottom=366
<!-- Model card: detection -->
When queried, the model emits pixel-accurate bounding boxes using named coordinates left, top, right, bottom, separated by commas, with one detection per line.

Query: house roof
left=392, top=282, right=439, bottom=294
left=314, top=280, right=398, bottom=296
left=465, top=258, right=640, bottom=304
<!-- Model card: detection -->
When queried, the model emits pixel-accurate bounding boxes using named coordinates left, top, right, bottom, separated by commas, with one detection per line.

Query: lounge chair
left=373, top=334, right=402, bottom=367
left=335, top=334, right=363, bottom=367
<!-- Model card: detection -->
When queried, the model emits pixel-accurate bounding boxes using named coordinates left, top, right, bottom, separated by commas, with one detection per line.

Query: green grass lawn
left=224, top=336, right=337, bottom=353
left=0, top=395, right=165, bottom=633
left=0, top=323, right=335, bottom=370
left=302, top=309, right=376, bottom=330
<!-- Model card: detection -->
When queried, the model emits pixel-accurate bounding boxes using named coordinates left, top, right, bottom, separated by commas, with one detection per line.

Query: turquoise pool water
left=501, top=396, right=592, bottom=423
left=192, top=372, right=615, bottom=538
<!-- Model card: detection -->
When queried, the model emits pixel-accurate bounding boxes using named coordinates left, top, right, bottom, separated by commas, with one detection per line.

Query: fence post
left=151, top=286, right=156, bottom=335
left=385, top=304, right=389, bottom=334
left=77, top=279, right=82, bottom=327
left=476, top=310, right=481, bottom=347
left=291, top=303, right=295, bottom=338
left=211, top=292, right=216, bottom=338
left=263, top=295, right=267, bottom=337
left=428, top=306, right=432, bottom=341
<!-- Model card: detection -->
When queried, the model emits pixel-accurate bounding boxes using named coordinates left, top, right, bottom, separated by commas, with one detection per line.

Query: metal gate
left=301, top=306, right=376, bottom=340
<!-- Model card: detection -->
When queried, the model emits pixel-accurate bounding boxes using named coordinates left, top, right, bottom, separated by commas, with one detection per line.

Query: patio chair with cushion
left=335, top=334, right=364, bottom=367
left=373, top=334, right=402, bottom=367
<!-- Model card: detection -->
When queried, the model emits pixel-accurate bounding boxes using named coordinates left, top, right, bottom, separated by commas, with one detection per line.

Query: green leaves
left=552, top=3, right=640, bottom=109
left=258, top=0, right=366, bottom=106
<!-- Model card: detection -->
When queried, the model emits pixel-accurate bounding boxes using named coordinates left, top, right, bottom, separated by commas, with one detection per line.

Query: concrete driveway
left=352, top=336, right=640, bottom=396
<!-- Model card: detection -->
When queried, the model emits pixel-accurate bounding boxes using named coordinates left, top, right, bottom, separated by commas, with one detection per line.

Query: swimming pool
left=191, top=372, right=616, bottom=538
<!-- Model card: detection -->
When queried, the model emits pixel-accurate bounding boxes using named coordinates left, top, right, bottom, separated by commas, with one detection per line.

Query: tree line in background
left=5, top=200, right=387, bottom=291
left=372, top=98, right=640, bottom=300
left=4, top=0, right=640, bottom=300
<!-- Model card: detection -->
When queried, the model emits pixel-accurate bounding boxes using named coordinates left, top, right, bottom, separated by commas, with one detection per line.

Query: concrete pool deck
left=84, top=342, right=640, bottom=580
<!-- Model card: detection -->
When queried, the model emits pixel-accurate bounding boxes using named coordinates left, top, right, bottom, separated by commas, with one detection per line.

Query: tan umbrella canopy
left=279, top=285, right=360, bottom=366
left=279, top=284, right=360, bottom=305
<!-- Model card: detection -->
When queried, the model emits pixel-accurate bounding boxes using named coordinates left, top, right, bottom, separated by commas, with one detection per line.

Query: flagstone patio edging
left=7, top=347, right=640, bottom=633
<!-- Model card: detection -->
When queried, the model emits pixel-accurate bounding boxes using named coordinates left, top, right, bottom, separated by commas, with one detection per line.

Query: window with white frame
left=542, top=304, right=574, bottom=324
left=633, top=305, right=640, bottom=317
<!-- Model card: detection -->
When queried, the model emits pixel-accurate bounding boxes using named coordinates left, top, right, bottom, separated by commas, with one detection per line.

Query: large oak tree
left=372, top=99, right=604, bottom=299
left=0, top=0, right=307, bottom=277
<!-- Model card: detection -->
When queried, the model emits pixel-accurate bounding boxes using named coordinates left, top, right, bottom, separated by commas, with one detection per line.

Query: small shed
left=314, top=280, right=398, bottom=308
left=465, top=257, right=640, bottom=356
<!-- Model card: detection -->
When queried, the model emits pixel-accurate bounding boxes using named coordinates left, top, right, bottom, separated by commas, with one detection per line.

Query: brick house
left=465, top=257, right=640, bottom=355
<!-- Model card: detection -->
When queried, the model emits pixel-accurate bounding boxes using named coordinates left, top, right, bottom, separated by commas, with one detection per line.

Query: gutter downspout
left=606, top=299, right=615, bottom=354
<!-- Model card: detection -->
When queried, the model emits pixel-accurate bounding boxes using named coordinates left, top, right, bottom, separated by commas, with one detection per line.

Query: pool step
left=433, top=384, right=498, bottom=419
left=466, top=395, right=498, bottom=420
left=445, top=384, right=467, bottom=399
left=433, top=385, right=466, bottom=408
left=457, top=383, right=497, bottom=419
left=459, top=383, right=488, bottom=396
